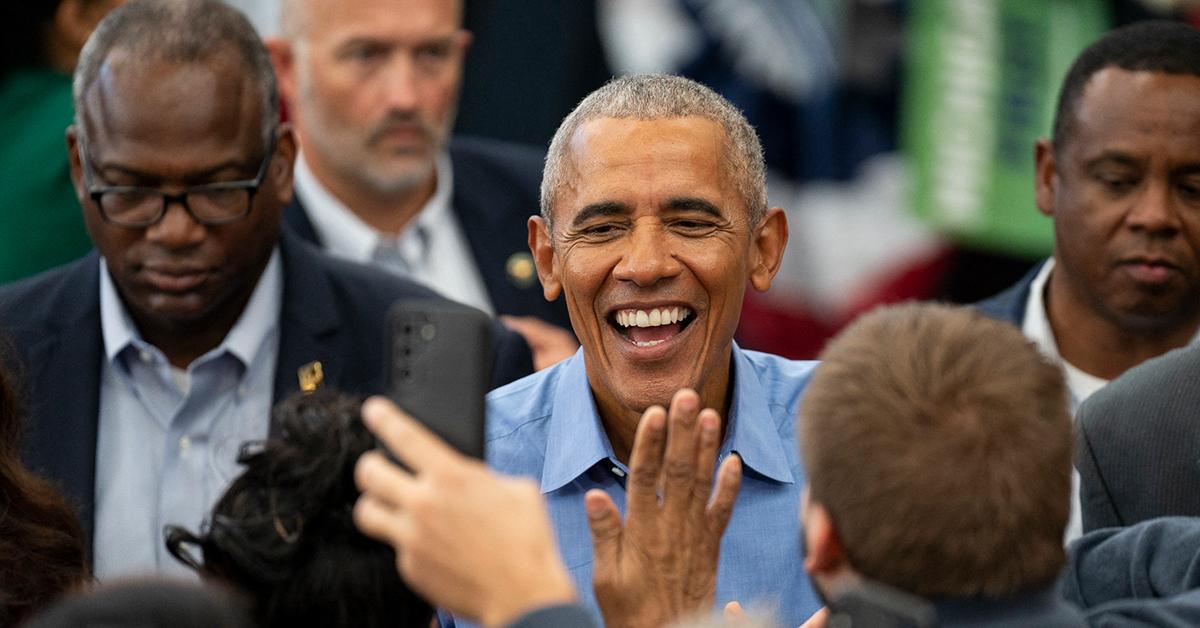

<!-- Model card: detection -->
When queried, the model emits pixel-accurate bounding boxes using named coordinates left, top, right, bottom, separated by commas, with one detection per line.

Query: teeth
left=615, top=307, right=693, bottom=328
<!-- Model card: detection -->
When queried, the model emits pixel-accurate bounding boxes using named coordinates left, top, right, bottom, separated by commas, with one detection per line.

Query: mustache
left=367, top=112, right=434, bottom=146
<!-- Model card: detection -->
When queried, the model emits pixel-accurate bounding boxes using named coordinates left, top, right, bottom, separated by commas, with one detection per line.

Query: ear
left=1034, top=139, right=1057, bottom=218
left=529, top=216, right=561, bottom=301
left=457, top=29, right=474, bottom=56
left=802, top=500, right=848, bottom=576
left=65, top=125, right=87, bottom=205
left=53, top=0, right=95, bottom=54
left=748, top=207, right=788, bottom=292
left=268, top=123, right=299, bottom=207
left=265, top=37, right=299, bottom=107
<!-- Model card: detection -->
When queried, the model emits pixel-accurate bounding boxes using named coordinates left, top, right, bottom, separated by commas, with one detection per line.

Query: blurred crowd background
left=6, top=0, right=1200, bottom=358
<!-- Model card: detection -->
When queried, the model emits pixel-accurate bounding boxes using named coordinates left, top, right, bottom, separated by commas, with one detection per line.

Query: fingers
left=799, top=607, right=830, bottom=628
left=585, top=489, right=623, bottom=576
left=723, top=601, right=747, bottom=622
left=353, top=492, right=408, bottom=546
left=706, top=454, right=742, bottom=538
left=687, top=409, right=722, bottom=530
left=660, top=389, right=701, bottom=523
left=361, top=396, right=462, bottom=473
left=625, top=405, right=667, bottom=519
left=354, top=450, right=418, bottom=507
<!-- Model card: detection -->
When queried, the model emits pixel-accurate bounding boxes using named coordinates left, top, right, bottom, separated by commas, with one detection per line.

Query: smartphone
left=386, top=298, right=493, bottom=459
left=829, top=581, right=938, bottom=628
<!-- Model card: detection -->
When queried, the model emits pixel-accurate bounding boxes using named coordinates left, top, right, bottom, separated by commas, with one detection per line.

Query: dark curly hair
left=0, top=346, right=88, bottom=625
left=165, top=390, right=433, bottom=628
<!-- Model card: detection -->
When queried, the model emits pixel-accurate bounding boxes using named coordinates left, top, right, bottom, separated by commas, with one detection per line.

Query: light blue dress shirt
left=93, top=250, right=282, bottom=580
left=484, top=344, right=823, bottom=626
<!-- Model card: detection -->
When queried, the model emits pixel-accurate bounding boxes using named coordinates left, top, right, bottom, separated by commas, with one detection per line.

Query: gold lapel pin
left=506, top=252, right=536, bottom=289
left=298, top=361, right=324, bottom=393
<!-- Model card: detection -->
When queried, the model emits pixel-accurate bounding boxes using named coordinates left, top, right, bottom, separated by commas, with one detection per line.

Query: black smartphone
left=386, top=298, right=493, bottom=459
left=829, top=581, right=938, bottom=628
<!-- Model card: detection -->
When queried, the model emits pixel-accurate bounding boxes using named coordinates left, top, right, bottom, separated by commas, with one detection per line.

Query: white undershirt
left=1023, top=258, right=1200, bottom=542
left=294, top=152, right=494, bottom=314
left=1022, top=259, right=1108, bottom=412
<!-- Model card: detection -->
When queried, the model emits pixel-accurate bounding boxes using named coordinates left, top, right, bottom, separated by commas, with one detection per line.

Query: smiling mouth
left=610, top=306, right=694, bottom=347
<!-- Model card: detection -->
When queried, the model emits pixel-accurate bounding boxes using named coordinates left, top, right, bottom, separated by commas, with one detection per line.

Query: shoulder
left=450, top=135, right=545, bottom=172
left=484, top=358, right=564, bottom=472
left=1078, top=343, right=1200, bottom=430
left=449, top=136, right=544, bottom=193
left=0, top=254, right=96, bottom=329
left=740, top=349, right=820, bottom=407
left=974, top=260, right=1046, bottom=324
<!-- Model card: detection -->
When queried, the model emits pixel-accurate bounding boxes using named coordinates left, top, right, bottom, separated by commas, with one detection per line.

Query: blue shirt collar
left=99, top=248, right=284, bottom=370
left=540, top=343, right=796, bottom=493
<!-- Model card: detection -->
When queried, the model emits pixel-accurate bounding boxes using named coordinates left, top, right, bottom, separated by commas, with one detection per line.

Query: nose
left=381, top=53, right=420, bottom=112
left=612, top=220, right=682, bottom=287
left=1126, top=179, right=1182, bottom=236
left=145, top=199, right=206, bottom=248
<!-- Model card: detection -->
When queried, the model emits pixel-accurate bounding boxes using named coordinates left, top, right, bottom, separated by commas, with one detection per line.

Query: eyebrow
left=664, top=197, right=724, bottom=217
left=570, top=201, right=629, bottom=228
left=93, top=159, right=251, bottom=184
left=1082, top=149, right=1147, bottom=170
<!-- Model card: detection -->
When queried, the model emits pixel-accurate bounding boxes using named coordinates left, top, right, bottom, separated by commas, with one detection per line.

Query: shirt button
left=179, top=436, right=191, bottom=451
left=139, top=350, right=153, bottom=364
left=611, top=466, right=626, bottom=478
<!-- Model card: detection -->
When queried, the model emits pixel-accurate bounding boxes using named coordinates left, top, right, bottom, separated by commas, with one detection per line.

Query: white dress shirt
left=294, top=152, right=495, bottom=315
left=93, top=251, right=282, bottom=579
left=1023, top=258, right=1200, bottom=542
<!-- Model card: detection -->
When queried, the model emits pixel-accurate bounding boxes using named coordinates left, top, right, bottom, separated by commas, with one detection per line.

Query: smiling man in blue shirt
left=486, top=74, right=821, bottom=625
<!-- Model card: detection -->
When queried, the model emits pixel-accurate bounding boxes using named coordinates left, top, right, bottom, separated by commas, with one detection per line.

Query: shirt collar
left=99, top=248, right=283, bottom=370
left=293, top=151, right=453, bottom=264
left=539, top=343, right=795, bottom=493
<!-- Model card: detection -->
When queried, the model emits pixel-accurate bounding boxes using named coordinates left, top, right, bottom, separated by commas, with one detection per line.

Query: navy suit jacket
left=284, top=136, right=572, bottom=330
left=974, top=260, right=1046, bottom=326
left=0, top=232, right=532, bottom=554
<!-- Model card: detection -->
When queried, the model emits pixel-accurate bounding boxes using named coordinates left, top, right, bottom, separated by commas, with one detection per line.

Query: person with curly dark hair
left=0, top=353, right=88, bottom=625
left=165, top=390, right=433, bottom=628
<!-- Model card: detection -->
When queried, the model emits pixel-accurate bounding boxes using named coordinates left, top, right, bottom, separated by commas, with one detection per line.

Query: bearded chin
left=360, top=156, right=436, bottom=196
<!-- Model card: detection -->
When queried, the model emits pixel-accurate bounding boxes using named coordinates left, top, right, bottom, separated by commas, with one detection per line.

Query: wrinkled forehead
left=81, top=48, right=264, bottom=156
left=292, top=0, right=463, bottom=41
left=555, top=116, right=741, bottom=217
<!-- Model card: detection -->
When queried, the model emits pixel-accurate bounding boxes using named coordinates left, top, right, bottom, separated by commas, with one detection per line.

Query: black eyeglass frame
left=79, top=131, right=279, bottom=228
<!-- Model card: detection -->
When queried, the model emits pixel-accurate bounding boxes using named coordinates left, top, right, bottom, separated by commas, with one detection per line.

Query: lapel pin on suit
left=298, top=361, right=324, bottom=394
left=506, top=252, right=536, bottom=289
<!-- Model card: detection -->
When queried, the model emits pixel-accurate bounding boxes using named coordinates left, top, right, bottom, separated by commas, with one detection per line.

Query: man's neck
left=1045, top=269, right=1200, bottom=380
left=132, top=307, right=243, bottom=370
left=302, top=151, right=436, bottom=236
left=594, top=368, right=733, bottom=465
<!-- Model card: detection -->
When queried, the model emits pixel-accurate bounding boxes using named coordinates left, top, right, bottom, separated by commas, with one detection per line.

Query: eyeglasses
left=80, top=134, right=277, bottom=228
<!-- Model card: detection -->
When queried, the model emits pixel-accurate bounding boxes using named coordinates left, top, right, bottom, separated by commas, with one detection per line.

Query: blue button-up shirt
left=485, top=344, right=822, bottom=626
left=93, top=250, right=282, bottom=580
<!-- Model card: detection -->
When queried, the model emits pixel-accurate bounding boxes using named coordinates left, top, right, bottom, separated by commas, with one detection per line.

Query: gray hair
left=73, top=0, right=278, bottom=148
left=540, top=74, right=767, bottom=229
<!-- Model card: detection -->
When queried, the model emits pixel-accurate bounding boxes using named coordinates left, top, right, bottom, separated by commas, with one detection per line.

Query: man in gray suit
left=1077, top=344, right=1200, bottom=531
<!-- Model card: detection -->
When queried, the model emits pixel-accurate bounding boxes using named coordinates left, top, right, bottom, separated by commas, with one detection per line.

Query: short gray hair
left=73, top=0, right=278, bottom=147
left=540, top=74, right=767, bottom=228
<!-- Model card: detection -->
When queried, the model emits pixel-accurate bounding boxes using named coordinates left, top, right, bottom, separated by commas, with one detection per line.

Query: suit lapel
left=450, top=152, right=528, bottom=315
left=21, top=254, right=103, bottom=553
left=272, top=233, right=346, bottom=434
left=282, top=196, right=324, bottom=247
